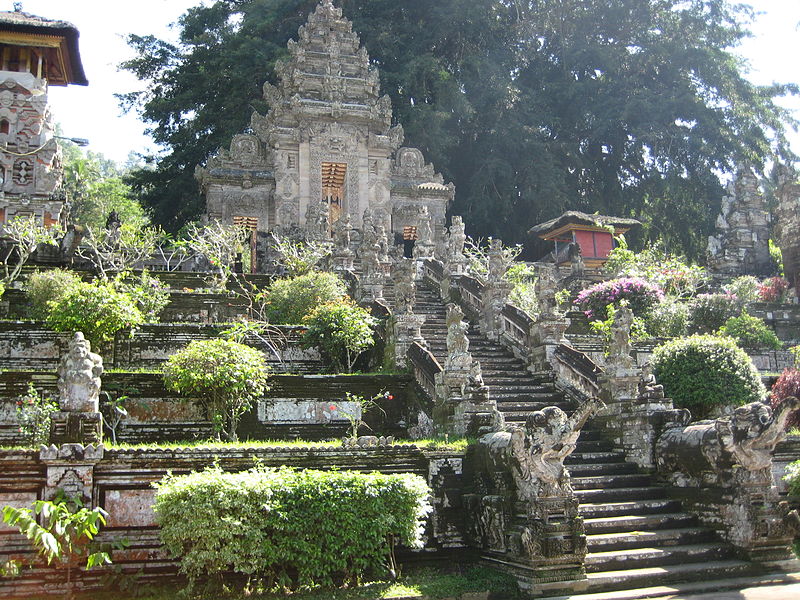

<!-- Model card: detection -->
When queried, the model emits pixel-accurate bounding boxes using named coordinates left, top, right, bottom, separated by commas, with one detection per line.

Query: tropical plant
left=153, top=466, right=432, bottom=590
left=574, top=277, right=664, bottom=321
left=101, top=394, right=129, bottom=446
left=770, top=368, right=800, bottom=431
left=75, top=225, right=159, bottom=281
left=589, top=303, right=648, bottom=352
left=302, top=300, right=376, bottom=373
left=271, top=233, right=332, bottom=276
left=718, top=312, right=782, bottom=350
left=758, top=276, right=789, bottom=303
left=26, top=269, right=82, bottom=320
left=262, top=271, right=347, bottom=324
left=1, top=498, right=112, bottom=600
left=162, top=338, right=270, bottom=441
left=15, top=384, right=59, bottom=446
left=46, top=280, right=144, bottom=349
left=652, top=334, right=766, bottom=419
left=722, top=276, right=761, bottom=305
left=332, top=391, right=390, bottom=439
left=687, top=293, right=741, bottom=334
left=112, top=271, right=170, bottom=321
left=184, top=220, right=249, bottom=289
left=507, top=263, right=537, bottom=316
left=644, top=298, right=690, bottom=338
left=1, top=215, right=61, bottom=287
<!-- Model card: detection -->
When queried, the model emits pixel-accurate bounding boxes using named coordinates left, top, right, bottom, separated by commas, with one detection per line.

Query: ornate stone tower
left=706, top=165, right=773, bottom=276
left=0, top=10, right=86, bottom=229
left=196, top=0, right=454, bottom=246
left=775, top=170, right=800, bottom=294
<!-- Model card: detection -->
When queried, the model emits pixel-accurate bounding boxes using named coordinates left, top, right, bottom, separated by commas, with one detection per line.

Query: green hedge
left=154, top=466, right=432, bottom=589
left=652, top=334, right=765, bottom=418
left=262, top=271, right=346, bottom=324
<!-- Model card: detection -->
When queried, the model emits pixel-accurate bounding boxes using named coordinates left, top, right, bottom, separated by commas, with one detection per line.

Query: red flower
left=387, top=395, right=394, bottom=400
left=329, top=405, right=336, bottom=411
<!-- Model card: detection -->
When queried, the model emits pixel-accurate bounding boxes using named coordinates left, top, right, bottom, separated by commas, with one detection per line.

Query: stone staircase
left=401, top=282, right=781, bottom=598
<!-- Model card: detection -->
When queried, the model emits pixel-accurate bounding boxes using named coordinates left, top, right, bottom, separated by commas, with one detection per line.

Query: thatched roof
left=528, top=211, right=641, bottom=236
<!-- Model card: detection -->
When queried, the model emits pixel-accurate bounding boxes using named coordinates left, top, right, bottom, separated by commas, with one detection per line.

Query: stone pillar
left=480, top=238, right=512, bottom=341
left=40, top=443, right=104, bottom=504
left=332, top=214, right=355, bottom=272
left=775, top=169, right=800, bottom=295
left=391, top=257, right=426, bottom=366
left=447, top=216, right=468, bottom=278
left=49, top=333, right=104, bottom=446
left=413, top=206, right=435, bottom=260
left=530, top=264, right=568, bottom=369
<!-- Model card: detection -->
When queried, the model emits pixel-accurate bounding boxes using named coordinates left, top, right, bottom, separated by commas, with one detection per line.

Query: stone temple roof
left=528, top=211, right=641, bottom=237
left=0, top=10, right=87, bottom=85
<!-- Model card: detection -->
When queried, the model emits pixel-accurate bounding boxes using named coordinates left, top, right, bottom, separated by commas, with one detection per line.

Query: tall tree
left=119, top=0, right=797, bottom=259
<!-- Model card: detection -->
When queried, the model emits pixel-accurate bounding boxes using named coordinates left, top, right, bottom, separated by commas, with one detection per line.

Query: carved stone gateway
left=50, top=333, right=104, bottom=445
left=656, top=397, right=800, bottom=565
left=466, top=397, right=605, bottom=592
left=196, top=0, right=454, bottom=268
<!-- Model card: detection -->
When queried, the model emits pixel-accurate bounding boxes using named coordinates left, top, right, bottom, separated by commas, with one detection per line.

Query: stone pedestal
left=394, top=312, right=426, bottom=367
left=530, top=317, right=569, bottom=370
left=40, top=443, right=104, bottom=503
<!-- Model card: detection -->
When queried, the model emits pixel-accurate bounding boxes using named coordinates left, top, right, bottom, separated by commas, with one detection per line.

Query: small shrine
left=0, top=9, right=87, bottom=229
left=528, top=210, right=641, bottom=268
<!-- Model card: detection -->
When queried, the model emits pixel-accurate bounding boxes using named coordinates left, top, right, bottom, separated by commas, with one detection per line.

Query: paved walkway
left=661, top=582, right=800, bottom=599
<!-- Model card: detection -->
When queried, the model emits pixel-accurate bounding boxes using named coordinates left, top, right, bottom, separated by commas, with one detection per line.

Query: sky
left=10, top=0, right=800, bottom=165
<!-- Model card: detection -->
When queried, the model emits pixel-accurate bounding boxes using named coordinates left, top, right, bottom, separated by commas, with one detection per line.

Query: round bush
left=644, top=299, right=690, bottom=337
left=652, top=334, right=766, bottom=418
left=687, top=293, right=740, bottom=334
left=771, top=368, right=800, bottom=430
left=719, top=312, right=782, bottom=350
left=723, top=276, right=761, bottom=304
left=154, top=466, right=432, bottom=590
left=302, top=300, right=377, bottom=372
left=26, top=269, right=82, bottom=320
left=163, top=338, right=269, bottom=441
left=574, top=277, right=664, bottom=320
left=262, top=271, right=346, bottom=324
left=46, top=281, right=144, bottom=349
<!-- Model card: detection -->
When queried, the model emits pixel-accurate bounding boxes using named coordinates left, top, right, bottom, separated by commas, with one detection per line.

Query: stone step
left=568, top=462, right=640, bottom=477
left=578, top=499, right=684, bottom=519
left=572, top=474, right=654, bottom=491
left=577, top=560, right=755, bottom=594
left=566, top=451, right=627, bottom=464
left=574, top=439, right=617, bottom=452
left=575, top=486, right=670, bottom=503
left=587, top=527, right=717, bottom=552
left=585, top=543, right=733, bottom=573
left=583, top=513, right=698, bottom=535
left=493, top=399, right=570, bottom=410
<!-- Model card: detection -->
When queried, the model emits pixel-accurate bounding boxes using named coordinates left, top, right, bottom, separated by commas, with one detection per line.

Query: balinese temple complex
left=196, top=0, right=454, bottom=260
left=0, top=9, right=86, bottom=229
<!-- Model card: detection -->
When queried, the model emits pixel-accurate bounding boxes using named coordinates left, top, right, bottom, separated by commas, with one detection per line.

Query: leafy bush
left=262, top=271, right=347, bottom=324
left=46, top=281, right=144, bottom=348
left=784, top=460, right=800, bottom=497
left=154, top=466, right=432, bottom=589
left=723, top=276, right=761, bottom=305
left=574, top=277, right=664, bottom=320
left=652, top=335, right=766, bottom=418
left=719, top=312, right=782, bottom=350
left=644, top=299, right=690, bottom=337
left=302, top=300, right=377, bottom=372
left=507, top=263, right=537, bottom=315
left=758, top=276, right=789, bottom=303
left=26, top=270, right=83, bottom=320
left=771, top=368, right=800, bottom=430
left=113, top=271, right=170, bottom=321
left=163, top=338, right=270, bottom=441
left=604, top=240, right=707, bottom=298
left=687, top=293, right=740, bottom=334
left=589, top=303, right=647, bottom=351
left=15, top=384, right=59, bottom=446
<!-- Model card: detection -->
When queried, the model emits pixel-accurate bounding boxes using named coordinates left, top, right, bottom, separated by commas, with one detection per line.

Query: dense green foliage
left=153, top=466, right=432, bottom=590
left=644, top=299, right=690, bottom=338
left=112, top=271, right=171, bottom=321
left=26, top=269, right=83, bottom=320
left=46, top=281, right=145, bottom=348
left=14, top=384, right=58, bottom=446
left=163, top=339, right=270, bottom=440
left=771, top=368, right=800, bottom=430
left=119, top=0, right=797, bottom=257
left=652, top=334, right=765, bottom=418
left=784, top=460, right=800, bottom=498
left=263, top=271, right=347, bottom=324
left=722, top=276, right=761, bottom=304
left=302, top=301, right=377, bottom=372
left=719, top=312, right=782, bottom=350
left=687, top=293, right=741, bottom=334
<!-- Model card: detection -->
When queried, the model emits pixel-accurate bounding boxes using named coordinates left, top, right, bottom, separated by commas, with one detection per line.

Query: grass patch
left=412, top=437, right=474, bottom=452
left=84, top=565, right=517, bottom=600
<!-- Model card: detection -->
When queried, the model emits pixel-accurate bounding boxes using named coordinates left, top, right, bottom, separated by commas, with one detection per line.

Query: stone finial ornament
left=607, top=305, right=635, bottom=370
left=58, top=332, right=103, bottom=413
left=534, top=263, right=559, bottom=318
left=445, top=303, right=470, bottom=358
left=448, top=216, right=466, bottom=260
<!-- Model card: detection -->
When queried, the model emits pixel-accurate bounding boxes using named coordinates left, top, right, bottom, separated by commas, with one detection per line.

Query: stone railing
left=455, top=274, right=484, bottom=318
left=552, top=343, right=603, bottom=400
left=0, top=443, right=467, bottom=597
left=499, top=303, right=534, bottom=359
left=407, top=341, right=442, bottom=402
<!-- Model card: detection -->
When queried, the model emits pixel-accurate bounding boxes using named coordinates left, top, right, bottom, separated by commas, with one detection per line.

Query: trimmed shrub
left=163, top=338, right=269, bottom=441
left=652, top=335, right=766, bottom=418
left=784, top=461, right=800, bottom=497
left=46, top=281, right=144, bottom=349
left=302, top=300, right=377, bottom=372
left=687, top=293, right=740, bottom=334
left=113, top=271, right=170, bottom=321
left=644, top=299, right=690, bottom=337
left=574, top=277, right=664, bottom=320
left=758, top=276, right=789, bottom=303
left=26, top=269, right=82, bottom=320
left=771, top=368, right=800, bottom=430
left=154, top=466, right=432, bottom=589
left=719, top=312, right=782, bottom=350
left=723, top=276, right=761, bottom=305
left=262, top=271, right=346, bottom=324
